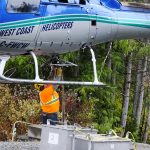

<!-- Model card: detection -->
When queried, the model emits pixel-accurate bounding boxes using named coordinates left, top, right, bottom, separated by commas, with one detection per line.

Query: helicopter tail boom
left=111, top=5, right=150, bottom=41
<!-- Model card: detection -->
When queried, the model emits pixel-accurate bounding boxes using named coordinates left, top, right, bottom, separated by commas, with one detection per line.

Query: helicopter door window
left=58, top=0, right=68, bottom=3
left=7, top=0, right=40, bottom=13
left=74, top=0, right=86, bottom=5
left=79, top=0, right=86, bottom=5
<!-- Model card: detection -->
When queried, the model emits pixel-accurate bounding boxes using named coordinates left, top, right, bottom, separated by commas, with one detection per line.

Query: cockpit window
left=100, top=0, right=121, bottom=9
left=7, top=0, right=40, bottom=13
left=73, top=0, right=86, bottom=4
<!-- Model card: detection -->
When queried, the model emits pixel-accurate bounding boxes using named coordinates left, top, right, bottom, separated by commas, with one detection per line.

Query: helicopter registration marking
left=0, top=41, right=30, bottom=49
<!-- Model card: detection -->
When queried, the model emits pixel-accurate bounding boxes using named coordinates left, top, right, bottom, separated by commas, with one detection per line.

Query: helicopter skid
left=0, top=49, right=105, bottom=86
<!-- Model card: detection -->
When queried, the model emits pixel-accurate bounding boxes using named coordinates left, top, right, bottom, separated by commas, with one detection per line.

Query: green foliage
left=116, top=40, right=137, bottom=55
left=63, top=89, right=95, bottom=126
left=62, top=39, right=150, bottom=142
left=5, top=56, right=35, bottom=79
left=137, top=41, right=150, bottom=57
left=0, top=84, right=40, bottom=141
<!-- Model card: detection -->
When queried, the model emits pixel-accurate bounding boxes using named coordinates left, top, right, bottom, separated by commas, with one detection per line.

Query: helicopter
left=0, top=0, right=149, bottom=85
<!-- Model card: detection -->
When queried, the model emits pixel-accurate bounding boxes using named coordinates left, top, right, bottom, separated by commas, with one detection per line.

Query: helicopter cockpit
left=7, top=0, right=122, bottom=14
left=99, top=0, right=121, bottom=9
left=6, top=0, right=148, bottom=14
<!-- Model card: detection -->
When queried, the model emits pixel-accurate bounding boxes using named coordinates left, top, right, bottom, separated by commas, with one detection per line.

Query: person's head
left=34, top=84, right=44, bottom=92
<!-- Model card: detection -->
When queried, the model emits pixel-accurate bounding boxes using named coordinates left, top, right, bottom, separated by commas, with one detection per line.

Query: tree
left=133, top=59, right=143, bottom=117
left=121, top=52, right=133, bottom=136
left=143, top=90, right=150, bottom=143
left=136, top=57, right=148, bottom=126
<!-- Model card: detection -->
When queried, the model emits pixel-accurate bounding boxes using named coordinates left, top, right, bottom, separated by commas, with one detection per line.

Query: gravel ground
left=0, top=142, right=40, bottom=150
left=0, top=141, right=150, bottom=150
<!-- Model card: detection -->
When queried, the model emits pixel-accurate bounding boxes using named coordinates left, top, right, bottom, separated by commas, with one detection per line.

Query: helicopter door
left=0, top=0, right=43, bottom=50
left=36, top=2, right=73, bottom=54
left=68, top=0, right=90, bottom=51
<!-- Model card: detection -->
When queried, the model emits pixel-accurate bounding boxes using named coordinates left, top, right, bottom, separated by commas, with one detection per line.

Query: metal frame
left=0, top=48, right=105, bottom=86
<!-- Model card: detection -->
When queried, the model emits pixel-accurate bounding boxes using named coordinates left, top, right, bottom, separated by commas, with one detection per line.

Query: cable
left=99, top=42, right=112, bottom=80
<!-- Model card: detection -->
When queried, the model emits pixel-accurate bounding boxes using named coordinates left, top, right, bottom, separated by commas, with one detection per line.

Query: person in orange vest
left=35, top=84, right=60, bottom=125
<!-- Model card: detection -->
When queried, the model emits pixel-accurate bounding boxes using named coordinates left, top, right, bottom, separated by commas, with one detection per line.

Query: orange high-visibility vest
left=39, top=84, right=59, bottom=113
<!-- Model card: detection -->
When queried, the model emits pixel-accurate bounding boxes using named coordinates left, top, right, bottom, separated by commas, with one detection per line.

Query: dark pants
left=42, top=113, right=58, bottom=125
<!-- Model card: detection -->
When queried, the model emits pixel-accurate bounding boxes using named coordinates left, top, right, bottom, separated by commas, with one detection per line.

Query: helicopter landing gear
left=0, top=48, right=105, bottom=86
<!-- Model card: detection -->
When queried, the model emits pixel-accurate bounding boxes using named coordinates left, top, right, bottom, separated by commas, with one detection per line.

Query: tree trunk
left=133, top=59, right=142, bottom=117
left=121, top=52, right=133, bottom=136
left=136, top=57, right=148, bottom=126
left=112, top=64, right=116, bottom=102
left=143, top=104, right=150, bottom=143
left=140, top=102, right=147, bottom=141
left=143, top=58, right=150, bottom=143
left=112, top=64, right=116, bottom=86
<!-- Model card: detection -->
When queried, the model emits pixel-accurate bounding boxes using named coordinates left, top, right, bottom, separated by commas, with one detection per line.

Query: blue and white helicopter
left=0, top=0, right=149, bottom=85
